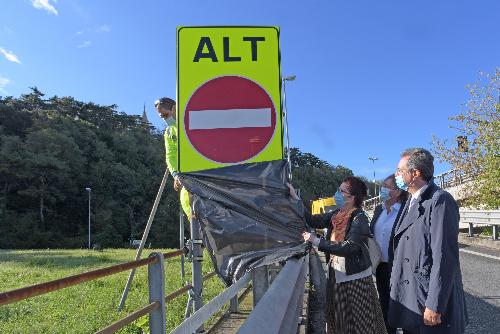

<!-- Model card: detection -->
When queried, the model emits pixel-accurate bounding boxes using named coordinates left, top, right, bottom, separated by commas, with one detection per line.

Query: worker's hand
left=174, top=176, right=183, bottom=192
left=287, top=182, right=299, bottom=200
left=423, top=307, right=441, bottom=326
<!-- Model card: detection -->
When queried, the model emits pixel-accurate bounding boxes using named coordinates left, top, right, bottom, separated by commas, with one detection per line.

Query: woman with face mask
left=370, top=175, right=408, bottom=334
left=290, top=176, right=387, bottom=334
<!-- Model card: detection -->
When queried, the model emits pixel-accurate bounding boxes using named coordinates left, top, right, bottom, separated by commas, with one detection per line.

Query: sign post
left=176, top=26, right=283, bottom=324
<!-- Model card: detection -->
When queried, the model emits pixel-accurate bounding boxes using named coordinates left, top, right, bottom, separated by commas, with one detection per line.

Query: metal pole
left=282, top=75, right=295, bottom=181
left=190, top=215, right=204, bottom=332
left=180, top=207, right=185, bottom=283
left=85, top=188, right=91, bottom=249
left=368, top=157, right=378, bottom=197
left=148, top=252, right=167, bottom=334
left=118, top=169, right=169, bottom=311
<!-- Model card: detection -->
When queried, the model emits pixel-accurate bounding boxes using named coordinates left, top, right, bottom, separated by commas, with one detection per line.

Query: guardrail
left=238, top=256, right=308, bottom=334
left=461, top=209, right=500, bottom=240
left=364, top=195, right=381, bottom=212
left=0, top=249, right=309, bottom=334
left=0, top=249, right=218, bottom=334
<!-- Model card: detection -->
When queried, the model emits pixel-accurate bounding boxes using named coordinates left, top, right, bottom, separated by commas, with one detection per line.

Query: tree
left=289, top=147, right=353, bottom=205
left=432, top=68, right=500, bottom=209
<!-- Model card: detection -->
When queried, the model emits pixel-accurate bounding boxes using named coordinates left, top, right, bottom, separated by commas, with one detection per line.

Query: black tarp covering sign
left=178, top=160, right=308, bottom=285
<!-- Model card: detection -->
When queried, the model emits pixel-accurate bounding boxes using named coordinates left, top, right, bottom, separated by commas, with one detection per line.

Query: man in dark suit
left=370, top=174, right=408, bottom=334
left=388, top=148, right=468, bottom=334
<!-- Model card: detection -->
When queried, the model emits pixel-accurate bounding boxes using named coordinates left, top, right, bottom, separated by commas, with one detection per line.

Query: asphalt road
left=459, top=244, right=500, bottom=334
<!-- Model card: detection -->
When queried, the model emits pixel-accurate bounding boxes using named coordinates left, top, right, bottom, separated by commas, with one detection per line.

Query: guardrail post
left=148, top=252, right=166, bottom=334
left=468, top=223, right=474, bottom=237
left=229, top=295, right=239, bottom=313
left=493, top=225, right=499, bottom=240
left=190, top=217, right=204, bottom=332
left=252, top=266, right=269, bottom=307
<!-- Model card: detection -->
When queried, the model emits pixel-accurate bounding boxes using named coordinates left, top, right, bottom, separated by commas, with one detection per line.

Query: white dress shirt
left=374, top=202, right=401, bottom=262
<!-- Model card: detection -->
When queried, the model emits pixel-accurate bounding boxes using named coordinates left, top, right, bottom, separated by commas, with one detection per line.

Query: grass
left=0, top=249, right=226, bottom=334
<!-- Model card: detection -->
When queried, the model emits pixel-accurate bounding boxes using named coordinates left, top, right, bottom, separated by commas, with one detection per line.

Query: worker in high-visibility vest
left=155, top=97, right=191, bottom=220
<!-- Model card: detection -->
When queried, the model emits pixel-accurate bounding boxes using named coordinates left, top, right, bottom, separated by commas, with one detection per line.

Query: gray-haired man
left=388, top=148, right=468, bottom=334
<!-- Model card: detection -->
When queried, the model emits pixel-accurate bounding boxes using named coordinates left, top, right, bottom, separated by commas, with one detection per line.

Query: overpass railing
left=363, top=168, right=475, bottom=212
left=434, top=169, right=474, bottom=189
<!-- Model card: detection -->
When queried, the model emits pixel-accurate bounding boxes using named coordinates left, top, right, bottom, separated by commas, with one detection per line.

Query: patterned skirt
left=326, top=267, right=387, bottom=334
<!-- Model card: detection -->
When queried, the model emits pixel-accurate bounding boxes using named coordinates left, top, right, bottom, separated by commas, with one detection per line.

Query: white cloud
left=77, top=41, right=91, bottom=48
left=0, top=47, right=21, bottom=64
left=31, top=0, right=58, bottom=15
left=76, top=25, right=111, bottom=36
left=96, top=25, right=111, bottom=33
left=0, top=76, right=10, bottom=95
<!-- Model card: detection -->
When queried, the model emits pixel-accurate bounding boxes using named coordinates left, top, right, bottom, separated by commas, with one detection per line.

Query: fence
left=363, top=168, right=475, bottom=212
left=0, top=249, right=309, bottom=334
left=433, top=169, right=474, bottom=189
left=460, top=209, right=500, bottom=240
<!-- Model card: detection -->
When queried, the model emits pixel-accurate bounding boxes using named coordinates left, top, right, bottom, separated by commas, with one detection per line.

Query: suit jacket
left=370, top=202, right=404, bottom=266
left=388, top=182, right=468, bottom=333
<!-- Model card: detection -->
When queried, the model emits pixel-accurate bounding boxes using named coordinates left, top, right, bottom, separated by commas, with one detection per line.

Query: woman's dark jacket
left=305, top=208, right=372, bottom=276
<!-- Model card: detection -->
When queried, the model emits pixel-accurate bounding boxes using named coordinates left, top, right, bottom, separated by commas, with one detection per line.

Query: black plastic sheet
left=307, top=250, right=327, bottom=334
left=179, top=160, right=308, bottom=285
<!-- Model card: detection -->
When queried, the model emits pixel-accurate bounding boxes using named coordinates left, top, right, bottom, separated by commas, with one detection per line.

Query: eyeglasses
left=338, top=188, right=350, bottom=195
left=395, top=168, right=411, bottom=175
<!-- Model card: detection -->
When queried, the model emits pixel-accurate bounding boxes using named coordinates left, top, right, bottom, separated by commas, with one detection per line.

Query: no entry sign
left=185, top=76, right=276, bottom=163
left=177, top=26, right=283, bottom=172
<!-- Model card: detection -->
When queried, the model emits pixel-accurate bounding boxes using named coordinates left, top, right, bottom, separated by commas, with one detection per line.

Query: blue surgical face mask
left=333, top=190, right=345, bottom=208
left=164, top=117, right=175, bottom=127
left=379, top=186, right=391, bottom=201
left=395, top=175, right=408, bottom=191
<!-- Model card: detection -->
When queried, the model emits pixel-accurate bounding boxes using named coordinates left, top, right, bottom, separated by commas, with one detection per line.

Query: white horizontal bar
left=189, top=108, right=271, bottom=130
left=171, top=273, right=251, bottom=334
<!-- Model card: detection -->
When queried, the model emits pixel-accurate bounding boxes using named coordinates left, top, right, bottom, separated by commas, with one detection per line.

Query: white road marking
left=459, top=248, right=500, bottom=261
left=189, top=108, right=271, bottom=130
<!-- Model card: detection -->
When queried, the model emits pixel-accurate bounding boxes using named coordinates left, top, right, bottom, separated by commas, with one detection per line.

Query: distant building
left=141, top=103, right=149, bottom=123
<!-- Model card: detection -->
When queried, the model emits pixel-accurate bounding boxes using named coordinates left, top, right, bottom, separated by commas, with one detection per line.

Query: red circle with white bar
left=184, top=76, right=276, bottom=163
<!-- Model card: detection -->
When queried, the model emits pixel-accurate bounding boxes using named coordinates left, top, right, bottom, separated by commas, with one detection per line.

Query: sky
left=1, top=0, right=499, bottom=181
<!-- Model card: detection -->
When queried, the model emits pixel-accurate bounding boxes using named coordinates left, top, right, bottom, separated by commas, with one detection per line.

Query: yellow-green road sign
left=177, top=26, right=283, bottom=172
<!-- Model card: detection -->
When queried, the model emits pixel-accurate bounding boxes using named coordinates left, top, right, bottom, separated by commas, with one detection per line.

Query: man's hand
left=174, top=176, right=183, bottom=192
left=423, top=307, right=441, bottom=326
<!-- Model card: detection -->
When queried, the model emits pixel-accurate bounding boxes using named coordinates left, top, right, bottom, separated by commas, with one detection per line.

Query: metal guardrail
left=461, top=209, right=500, bottom=240
left=0, top=250, right=183, bottom=307
left=238, top=256, right=308, bottom=334
left=364, top=195, right=381, bottom=212
left=171, top=273, right=251, bottom=334
left=0, top=249, right=218, bottom=334
left=0, top=248, right=309, bottom=334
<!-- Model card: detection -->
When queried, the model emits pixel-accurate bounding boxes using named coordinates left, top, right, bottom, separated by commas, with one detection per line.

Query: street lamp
left=85, top=187, right=91, bottom=249
left=368, top=157, right=379, bottom=197
left=282, top=75, right=296, bottom=181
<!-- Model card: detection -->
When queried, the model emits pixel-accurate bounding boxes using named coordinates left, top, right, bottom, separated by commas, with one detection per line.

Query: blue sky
left=1, top=0, right=499, bottom=180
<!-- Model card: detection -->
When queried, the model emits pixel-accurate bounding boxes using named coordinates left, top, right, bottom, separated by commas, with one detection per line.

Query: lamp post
left=85, top=187, right=91, bottom=249
left=368, top=157, right=378, bottom=197
left=282, top=75, right=296, bottom=181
